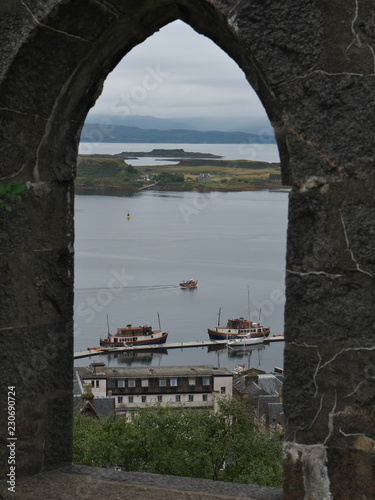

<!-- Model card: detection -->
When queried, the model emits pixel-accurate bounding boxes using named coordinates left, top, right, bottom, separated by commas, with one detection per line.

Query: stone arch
left=1, top=1, right=375, bottom=498
left=1, top=0, right=293, bottom=185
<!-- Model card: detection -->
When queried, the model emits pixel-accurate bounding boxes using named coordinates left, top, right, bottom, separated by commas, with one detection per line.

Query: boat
left=208, top=317, right=270, bottom=340
left=126, top=212, right=131, bottom=220
left=100, top=323, right=168, bottom=347
left=179, top=279, right=198, bottom=289
left=227, top=334, right=265, bottom=347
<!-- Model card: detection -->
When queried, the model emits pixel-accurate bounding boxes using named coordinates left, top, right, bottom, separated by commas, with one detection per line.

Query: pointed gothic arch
left=1, top=1, right=375, bottom=498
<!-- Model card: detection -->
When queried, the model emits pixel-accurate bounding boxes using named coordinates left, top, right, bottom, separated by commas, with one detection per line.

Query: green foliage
left=77, top=158, right=123, bottom=178
left=73, top=398, right=282, bottom=487
left=0, top=181, right=26, bottom=211
left=126, top=165, right=138, bottom=174
left=269, top=173, right=282, bottom=181
left=157, top=172, right=185, bottom=185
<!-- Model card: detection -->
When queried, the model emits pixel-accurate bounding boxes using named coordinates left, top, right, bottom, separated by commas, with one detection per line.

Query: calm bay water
left=78, top=142, right=280, bottom=164
left=74, top=143, right=287, bottom=372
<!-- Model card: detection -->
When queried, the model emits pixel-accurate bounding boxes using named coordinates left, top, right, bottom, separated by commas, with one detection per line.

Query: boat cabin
left=114, top=324, right=154, bottom=341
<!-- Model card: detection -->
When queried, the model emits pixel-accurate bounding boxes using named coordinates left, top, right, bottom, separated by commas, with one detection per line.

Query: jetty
left=74, top=335, right=284, bottom=359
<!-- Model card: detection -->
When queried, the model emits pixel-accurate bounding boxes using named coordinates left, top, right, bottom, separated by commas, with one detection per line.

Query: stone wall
left=0, top=0, right=374, bottom=497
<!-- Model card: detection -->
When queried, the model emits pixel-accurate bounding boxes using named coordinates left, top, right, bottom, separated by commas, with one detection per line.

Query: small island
left=75, top=149, right=283, bottom=194
left=113, top=149, right=222, bottom=159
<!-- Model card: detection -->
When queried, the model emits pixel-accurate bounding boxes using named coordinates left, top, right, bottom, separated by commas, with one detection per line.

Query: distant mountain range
left=81, top=114, right=276, bottom=144
left=84, top=113, right=273, bottom=133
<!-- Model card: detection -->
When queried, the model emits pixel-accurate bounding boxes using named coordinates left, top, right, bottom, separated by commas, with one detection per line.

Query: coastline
left=74, top=184, right=290, bottom=195
left=75, top=145, right=284, bottom=193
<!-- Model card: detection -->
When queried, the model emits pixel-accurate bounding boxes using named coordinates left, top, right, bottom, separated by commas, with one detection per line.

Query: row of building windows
left=105, top=377, right=212, bottom=389
left=117, top=394, right=211, bottom=404
left=91, top=378, right=226, bottom=397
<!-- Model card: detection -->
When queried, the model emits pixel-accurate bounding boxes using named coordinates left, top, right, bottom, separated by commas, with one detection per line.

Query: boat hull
left=207, top=328, right=270, bottom=340
left=100, top=332, right=168, bottom=347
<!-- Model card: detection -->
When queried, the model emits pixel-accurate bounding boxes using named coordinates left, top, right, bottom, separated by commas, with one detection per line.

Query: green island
left=76, top=149, right=284, bottom=193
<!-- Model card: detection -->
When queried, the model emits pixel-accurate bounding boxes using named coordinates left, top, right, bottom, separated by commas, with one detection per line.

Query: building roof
left=258, top=395, right=279, bottom=415
left=268, top=403, right=284, bottom=421
left=73, top=370, right=116, bottom=418
left=73, top=370, right=84, bottom=396
left=74, top=365, right=233, bottom=379
left=73, top=396, right=115, bottom=418
left=233, top=377, right=265, bottom=399
left=257, top=374, right=282, bottom=396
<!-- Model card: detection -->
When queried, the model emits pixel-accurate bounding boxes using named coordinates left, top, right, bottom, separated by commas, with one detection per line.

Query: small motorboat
left=179, top=279, right=198, bottom=289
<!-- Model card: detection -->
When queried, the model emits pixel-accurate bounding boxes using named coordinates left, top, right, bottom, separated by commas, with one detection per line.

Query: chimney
left=82, top=383, right=94, bottom=404
left=91, top=361, right=106, bottom=375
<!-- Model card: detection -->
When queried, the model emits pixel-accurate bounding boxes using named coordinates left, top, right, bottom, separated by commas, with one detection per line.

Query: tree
left=73, top=398, right=282, bottom=487
left=157, top=172, right=184, bottom=185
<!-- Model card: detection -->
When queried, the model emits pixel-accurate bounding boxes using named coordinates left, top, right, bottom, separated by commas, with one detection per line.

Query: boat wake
left=75, top=284, right=179, bottom=293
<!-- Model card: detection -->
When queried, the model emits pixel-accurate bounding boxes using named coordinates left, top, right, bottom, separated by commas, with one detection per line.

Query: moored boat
left=179, top=279, right=198, bottom=289
left=227, top=334, right=265, bottom=347
left=100, top=323, right=168, bottom=347
left=208, top=317, right=270, bottom=340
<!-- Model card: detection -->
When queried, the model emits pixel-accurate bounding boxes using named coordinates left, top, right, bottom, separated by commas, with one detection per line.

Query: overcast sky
left=90, top=20, right=266, bottom=120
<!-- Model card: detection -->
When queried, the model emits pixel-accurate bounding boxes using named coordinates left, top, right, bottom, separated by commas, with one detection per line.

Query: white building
left=75, top=363, right=233, bottom=417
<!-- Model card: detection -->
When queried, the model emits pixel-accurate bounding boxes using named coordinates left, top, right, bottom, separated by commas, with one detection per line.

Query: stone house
left=197, top=173, right=211, bottom=183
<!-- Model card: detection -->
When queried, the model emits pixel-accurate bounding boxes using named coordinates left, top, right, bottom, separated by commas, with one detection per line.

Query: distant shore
left=75, top=149, right=284, bottom=193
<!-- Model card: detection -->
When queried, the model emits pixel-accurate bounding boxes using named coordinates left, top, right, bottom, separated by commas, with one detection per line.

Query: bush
left=73, top=398, right=282, bottom=486
left=157, top=172, right=185, bottom=185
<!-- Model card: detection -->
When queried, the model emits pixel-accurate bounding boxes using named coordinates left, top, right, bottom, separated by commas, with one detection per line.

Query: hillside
left=84, top=113, right=273, bottom=134
left=80, top=123, right=276, bottom=144
left=75, top=152, right=283, bottom=192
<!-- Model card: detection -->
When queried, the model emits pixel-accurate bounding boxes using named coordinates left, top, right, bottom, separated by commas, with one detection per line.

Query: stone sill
left=1, top=464, right=282, bottom=500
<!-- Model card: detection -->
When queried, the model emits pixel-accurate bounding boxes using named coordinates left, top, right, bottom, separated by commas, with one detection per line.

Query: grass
left=75, top=155, right=284, bottom=191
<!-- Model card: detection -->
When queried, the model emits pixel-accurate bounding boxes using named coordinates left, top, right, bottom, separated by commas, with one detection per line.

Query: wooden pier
left=74, top=335, right=284, bottom=359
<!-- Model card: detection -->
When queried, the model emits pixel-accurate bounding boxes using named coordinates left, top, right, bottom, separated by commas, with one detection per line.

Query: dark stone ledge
left=0, top=464, right=283, bottom=500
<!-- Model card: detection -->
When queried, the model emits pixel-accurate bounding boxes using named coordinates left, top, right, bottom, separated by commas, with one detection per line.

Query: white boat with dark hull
left=100, top=316, right=168, bottom=347
left=208, top=317, right=270, bottom=341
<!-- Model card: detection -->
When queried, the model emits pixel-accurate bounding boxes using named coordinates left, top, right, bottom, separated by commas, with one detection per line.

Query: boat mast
left=217, top=307, right=221, bottom=327
left=157, top=311, right=161, bottom=330
left=106, top=314, right=110, bottom=338
left=247, top=286, right=251, bottom=326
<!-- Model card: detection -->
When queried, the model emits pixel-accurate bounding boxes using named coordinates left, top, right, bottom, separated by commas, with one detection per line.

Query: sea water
left=74, top=143, right=287, bottom=373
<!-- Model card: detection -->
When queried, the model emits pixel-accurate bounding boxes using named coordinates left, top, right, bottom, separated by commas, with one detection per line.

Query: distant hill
left=85, top=114, right=188, bottom=130
left=84, top=113, right=273, bottom=134
left=80, top=123, right=276, bottom=144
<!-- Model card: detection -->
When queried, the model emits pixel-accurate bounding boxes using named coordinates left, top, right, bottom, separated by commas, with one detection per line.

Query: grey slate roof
left=91, top=397, right=115, bottom=417
left=268, top=403, right=284, bottom=421
left=258, top=395, right=279, bottom=416
left=73, top=370, right=84, bottom=396
left=233, top=378, right=265, bottom=399
left=75, top=364, right=232, bottom=379
left=257, top=374, right=282, bottom=396
left=73, top=396, right=115, bottom=418
left=74, top=371, right=115, bottom=418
